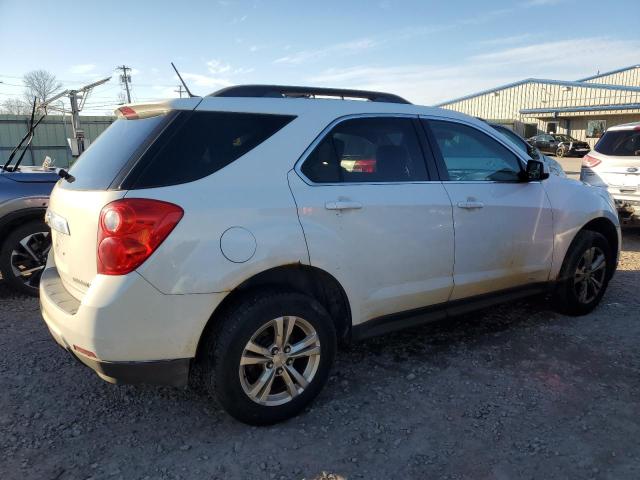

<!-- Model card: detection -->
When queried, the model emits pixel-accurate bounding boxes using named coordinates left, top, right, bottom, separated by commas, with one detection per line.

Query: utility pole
left=117, top=65, right=132, bottom=103
left=174, top=85, right=185, bottom=98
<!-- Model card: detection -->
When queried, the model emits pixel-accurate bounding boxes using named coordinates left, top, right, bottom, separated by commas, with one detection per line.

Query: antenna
left=171, top=62, right=196, bottom=98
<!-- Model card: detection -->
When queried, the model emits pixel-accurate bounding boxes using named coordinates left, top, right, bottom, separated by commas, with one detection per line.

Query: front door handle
left=457, top=201, right=485, bottom=209
left=325, top=201, right=363, bottom=211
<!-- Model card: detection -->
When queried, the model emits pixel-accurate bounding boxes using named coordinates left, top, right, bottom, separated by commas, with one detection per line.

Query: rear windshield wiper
left=1, top=98, right=47, bottom=172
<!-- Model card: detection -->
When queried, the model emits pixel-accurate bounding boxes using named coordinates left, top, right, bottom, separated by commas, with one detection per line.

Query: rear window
left=124, top=111, right=295, bottom=189
left=595, top=129, right=640, bottom=156
left=61, top=114, right=169, bottom=190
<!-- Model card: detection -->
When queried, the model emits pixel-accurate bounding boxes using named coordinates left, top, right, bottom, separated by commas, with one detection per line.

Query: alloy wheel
left=9, top=231, right=50, bottom=290
left=573, top=246, right=606, bottom=304
left=239, top=316, right=321, bottom=406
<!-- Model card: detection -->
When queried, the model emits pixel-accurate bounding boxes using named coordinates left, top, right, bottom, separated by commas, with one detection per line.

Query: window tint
left=427, top=120, right=522, bottom=182
left=595, top=129, right=640, bottom=156
left=61, top=114, right=170, bottom=191
left=127, top=111, right=295, bottom=189
left=301, top=117, right=428, bottom=183
left=493, top=125, right=540, bottom=160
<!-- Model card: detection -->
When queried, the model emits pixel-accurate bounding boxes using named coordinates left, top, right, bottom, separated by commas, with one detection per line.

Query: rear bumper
left=71, top=348, right=190, bottom=387
left=567, top=147, right=590, bottom=156
left=40, top=258, right=226, bottom=386
left=614, top=198, right=640, bottom=222
left=47, top=331, right=190, bottom=386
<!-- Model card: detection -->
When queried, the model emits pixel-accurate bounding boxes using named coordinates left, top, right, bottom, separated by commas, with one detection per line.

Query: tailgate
left=599, top=156, right=640, bottom=196
left=47, top=186, right=126, bottom=300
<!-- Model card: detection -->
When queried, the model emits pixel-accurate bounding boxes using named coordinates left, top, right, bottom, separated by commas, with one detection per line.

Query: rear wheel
left=200, top=290, right=336, bottom=425
left=0, top=220, right=50, bottom=296
left=553, top=230, right=612, bottom=316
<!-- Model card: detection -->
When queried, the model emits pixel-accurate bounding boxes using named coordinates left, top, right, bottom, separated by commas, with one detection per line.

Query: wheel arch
left=558, top=216, right=620, bottom=282
left=581, top=216, right=620, bottom=270
left=0, top=207, right=48, bottom=246
left=194, top=264, right=352, bottom=362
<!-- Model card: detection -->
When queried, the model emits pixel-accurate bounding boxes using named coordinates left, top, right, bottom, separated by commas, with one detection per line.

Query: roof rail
left=209, top=85, right=411, bottom=104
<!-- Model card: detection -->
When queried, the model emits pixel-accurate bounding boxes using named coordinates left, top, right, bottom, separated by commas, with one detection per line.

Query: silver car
left=581, top=122, right=640, bottom=224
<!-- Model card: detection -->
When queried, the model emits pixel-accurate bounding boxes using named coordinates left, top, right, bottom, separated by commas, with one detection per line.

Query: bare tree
left=0, top=98, right=30, bottom=115
left=23, top=69, right=63, bottom=105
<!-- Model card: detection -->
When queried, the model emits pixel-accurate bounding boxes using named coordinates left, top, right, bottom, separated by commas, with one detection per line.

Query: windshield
left=60, top=114, right=171, bottom=190
left=595, top=129, right=640, bottom=156
left=553, top=134, right=577, bottom=142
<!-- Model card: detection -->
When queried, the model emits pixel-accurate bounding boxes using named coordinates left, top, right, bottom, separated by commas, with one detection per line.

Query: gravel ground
left=1, top=231, right=639, bottom=480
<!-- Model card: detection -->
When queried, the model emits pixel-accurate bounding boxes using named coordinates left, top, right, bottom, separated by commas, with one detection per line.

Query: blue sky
left=1, top=0, right=638, bottom=114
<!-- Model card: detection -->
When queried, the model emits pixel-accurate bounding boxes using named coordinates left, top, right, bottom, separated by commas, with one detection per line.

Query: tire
left=555, top=146, right=566, bottom=157
left=0, top=220, right=50, bottom=296
left=200, top=290, right=337, bottom=425
left=553, top=230, right=613, bottom=316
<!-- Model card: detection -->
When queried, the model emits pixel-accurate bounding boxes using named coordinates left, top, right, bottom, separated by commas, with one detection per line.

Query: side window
left=127, top=111, right=295, bottom=189
left=301, top=117, right=428, bottom=183
left=427, top=120, right=522, bottom=182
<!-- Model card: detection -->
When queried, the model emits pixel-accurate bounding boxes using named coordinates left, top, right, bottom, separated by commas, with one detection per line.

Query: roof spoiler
left=209, top=85, right=411, bottom=104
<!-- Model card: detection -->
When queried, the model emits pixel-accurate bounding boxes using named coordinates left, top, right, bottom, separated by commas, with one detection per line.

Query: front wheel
left=200, top=290, right=337, bottom=425
left=553, top=231, right=613, bottom=316
left=0, top=220, right=50, bottom=296
left=555, top=146, right=566, bottom=157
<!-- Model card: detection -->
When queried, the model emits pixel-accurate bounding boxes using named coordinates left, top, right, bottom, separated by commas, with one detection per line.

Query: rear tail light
left=97, top=199, right=183, bottom=275
left=582, top=154, right=601, bottom=168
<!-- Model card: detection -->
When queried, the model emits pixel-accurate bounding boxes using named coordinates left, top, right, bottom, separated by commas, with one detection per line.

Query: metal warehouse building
left=0, top=114, right=113, bottom=168
left=436, top=64, right=640, bottom=147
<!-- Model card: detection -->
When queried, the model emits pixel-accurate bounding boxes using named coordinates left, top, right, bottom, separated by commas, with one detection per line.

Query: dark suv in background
left=527, top=133, right=591, bottom=157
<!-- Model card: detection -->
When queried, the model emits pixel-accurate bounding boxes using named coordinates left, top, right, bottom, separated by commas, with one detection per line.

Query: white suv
left=40, top=85, right=621, bottom=425
left=580, top=122, right=640, bottom=224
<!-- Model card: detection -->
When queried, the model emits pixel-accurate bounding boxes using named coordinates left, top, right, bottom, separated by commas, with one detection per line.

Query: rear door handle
left=457, top=201, right=485, bottom=209
left=325, top=201, right=363, bottom=211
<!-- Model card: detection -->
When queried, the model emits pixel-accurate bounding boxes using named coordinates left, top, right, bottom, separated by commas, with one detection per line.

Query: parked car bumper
left=39, top=257, right=226, bottom=386
left=567, top=147, right=591, bottom=156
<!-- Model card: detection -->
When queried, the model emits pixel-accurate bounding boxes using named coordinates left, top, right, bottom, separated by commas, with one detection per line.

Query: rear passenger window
left=595, top=130, right=640, bottom=156
left=127, top=111, right=295, bottom=189
left=301, top=117, right=428, bottom=183
left=427, top=120, right=522, bottom=182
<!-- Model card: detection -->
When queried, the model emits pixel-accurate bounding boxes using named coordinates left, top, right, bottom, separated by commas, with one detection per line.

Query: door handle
left=457, top=201, right=485, bottom=209
left=325, top=201, right=363, bottom=211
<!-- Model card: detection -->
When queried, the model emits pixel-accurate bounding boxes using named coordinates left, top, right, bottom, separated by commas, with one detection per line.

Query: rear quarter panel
left=133, top=115, right=321, bottom=295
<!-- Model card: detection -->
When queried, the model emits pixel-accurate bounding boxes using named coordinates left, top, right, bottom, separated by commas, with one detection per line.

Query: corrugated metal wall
left=0, top=114, right=114, bottom=168
left=439, top=78, right=640, bottom=146
left=583, top=67, right=640, bottom=87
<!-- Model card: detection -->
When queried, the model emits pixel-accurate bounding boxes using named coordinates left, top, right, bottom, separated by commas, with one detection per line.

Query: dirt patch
left=1, top=232, right=639, bottom=479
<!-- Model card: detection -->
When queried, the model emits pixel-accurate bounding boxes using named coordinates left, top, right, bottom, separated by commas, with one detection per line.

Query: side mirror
left=522, top=159, right=549, bottom=181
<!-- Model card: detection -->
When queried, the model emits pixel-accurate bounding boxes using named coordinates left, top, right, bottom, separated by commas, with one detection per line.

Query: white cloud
left=524, top=0, right=563, bottom=6
left=471, top=37, right=640, bottom=71
left=308, top=37, right=640, bottom=106
left=207, top=59, right=253, bottom=76
left=176, top=60, right=254, bottom=94
left=476, top=33, right=536, bottom=47
left=181, top=72, right=231, bottom=89
left=69, top=64, right=96, bottom=74
left=274, top=38, right=378, bottom=65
